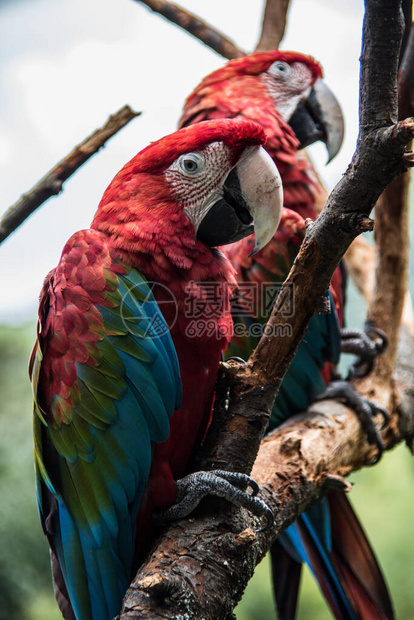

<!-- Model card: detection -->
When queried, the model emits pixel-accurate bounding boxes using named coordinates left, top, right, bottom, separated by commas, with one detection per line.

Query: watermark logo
left=231, top=282, right=295, bottom=319
left=120, top=281, right=178, bottom=338
left=119, top=280, right=294, bottom=340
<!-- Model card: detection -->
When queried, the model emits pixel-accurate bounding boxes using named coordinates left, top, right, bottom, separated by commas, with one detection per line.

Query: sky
left=0, top=0, right=365, bottom=323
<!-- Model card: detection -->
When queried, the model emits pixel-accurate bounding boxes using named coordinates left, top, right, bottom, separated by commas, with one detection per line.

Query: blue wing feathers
left=33, top=264, right=182, bottom=619
left=119, top=351, right=173, bottom=442
left=56, top=505, right=92, bottom=619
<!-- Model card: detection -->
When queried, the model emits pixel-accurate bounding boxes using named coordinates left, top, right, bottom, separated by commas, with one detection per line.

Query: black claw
left=367, top=400, right=390, bottom=429
left=364, top=319, right=388, bottom=354
left=153, top=470, right=274, bottom=531
left=366, top=449, right=382, bottom=466
left=254, top=502, right=275, bottom=533
left=318, top=380, right=388, bottom=462
left=246, top=478, right=260, bottom=497
left=340, top=321, right=388, bottom=380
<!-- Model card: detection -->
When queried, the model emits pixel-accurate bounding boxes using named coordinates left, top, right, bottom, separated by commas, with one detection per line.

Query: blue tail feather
left=274, top=492, right=394, bottom=620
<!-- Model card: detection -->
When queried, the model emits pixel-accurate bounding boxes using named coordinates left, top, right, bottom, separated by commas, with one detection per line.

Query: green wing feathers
left=31, top=229, right=182, bottom=619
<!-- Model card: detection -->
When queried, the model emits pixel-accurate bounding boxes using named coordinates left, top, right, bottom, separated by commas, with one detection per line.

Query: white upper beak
left=237, top=146, right=283, bottom=255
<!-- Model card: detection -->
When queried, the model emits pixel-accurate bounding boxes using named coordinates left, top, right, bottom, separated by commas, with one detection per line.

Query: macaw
left=30, top=118, right=283, bottom=620
left=179, top=51, right=393, bottom=619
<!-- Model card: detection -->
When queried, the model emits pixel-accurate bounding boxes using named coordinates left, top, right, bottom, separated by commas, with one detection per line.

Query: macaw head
left=93, top=118, right=283, bottom=258
left=180, top=50, right=344, bottom=164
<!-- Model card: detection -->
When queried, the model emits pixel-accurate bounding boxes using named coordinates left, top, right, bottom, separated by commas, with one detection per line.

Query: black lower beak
left=196, top=168, right=254, bottom=247
left=288, top=79, right=344, bottom=163
left=289, top=88, right=326, bottom=150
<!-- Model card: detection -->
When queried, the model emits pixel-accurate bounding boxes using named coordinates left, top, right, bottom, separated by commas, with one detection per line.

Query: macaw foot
left=319, top=380, right=390, bottom=464
left=153, top=470, right=274, bottom=532
left=340, top=319, right=388, bottom=379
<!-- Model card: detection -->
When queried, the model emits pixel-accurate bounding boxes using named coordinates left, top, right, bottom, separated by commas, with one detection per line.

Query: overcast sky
left=0, top=0, right=365, bottom=323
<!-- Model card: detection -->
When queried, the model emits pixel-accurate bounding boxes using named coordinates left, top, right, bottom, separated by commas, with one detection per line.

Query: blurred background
left=0, top=0, right=413, bottom=618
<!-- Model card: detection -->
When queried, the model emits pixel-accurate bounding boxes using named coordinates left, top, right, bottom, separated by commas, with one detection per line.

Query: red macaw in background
left=179, top=52, right=393, bottom=619
left=30, top=118, right=283, bottom=620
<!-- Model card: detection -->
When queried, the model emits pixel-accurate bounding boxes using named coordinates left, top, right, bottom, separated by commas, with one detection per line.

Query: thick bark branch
left=367, top=176, right=410, bottom=378
left=134, top=0, right=244, bottom=60
left=118, top=401, right=414, bottom=620
left=255, top=0, right=291, bottom=51
left=0, top=106, right=141, bottom=245
left=119, top=2, right=414, bottom=619
left=355, top=12, right=413, bottom=407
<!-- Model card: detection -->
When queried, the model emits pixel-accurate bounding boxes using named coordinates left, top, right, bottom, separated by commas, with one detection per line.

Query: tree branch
left=255, top=0, right=291, bottom=51
left=118, top=397, right=413, bottom=620
left=0, top=105, right=141, bottom=245
left=354, top=12, right=413, bottom=409
left=134, top=0, right=244, bottom=59
left=119, top=2, right=414, bottom=618
left=255, top=10, right=414, bottom=526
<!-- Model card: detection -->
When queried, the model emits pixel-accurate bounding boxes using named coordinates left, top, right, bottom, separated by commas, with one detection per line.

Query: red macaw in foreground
left=180, top=51, right=392, bottom=619
left=30, top=118, right=283, bottom=620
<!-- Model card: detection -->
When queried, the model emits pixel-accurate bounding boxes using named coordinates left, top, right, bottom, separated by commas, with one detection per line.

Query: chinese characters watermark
left=120, top=280, right=294, bottom=340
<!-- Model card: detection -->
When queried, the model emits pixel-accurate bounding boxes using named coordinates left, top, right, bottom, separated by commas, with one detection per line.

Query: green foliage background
left=0, top=239, right=413, bottom=618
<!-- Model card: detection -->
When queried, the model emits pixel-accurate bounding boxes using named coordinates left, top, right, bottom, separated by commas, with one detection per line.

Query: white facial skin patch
left=164, top=141, right=233, bottom=232
left=262, top=61, right=314, bottom=122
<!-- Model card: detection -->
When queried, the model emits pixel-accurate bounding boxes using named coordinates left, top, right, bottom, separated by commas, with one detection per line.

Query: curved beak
left=196, top=146, right=283, bottom=254
left=288, top=78, right=344, bottom=163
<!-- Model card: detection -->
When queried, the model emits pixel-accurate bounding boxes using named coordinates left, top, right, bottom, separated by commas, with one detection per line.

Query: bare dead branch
left=366, top=177, right=410, bottom=379
left=134, top=0, right=244, bottom=59
left=0, top=106, right=141, bottom=245
left=255, top=0, right=291, bottom=51
left=119, top=2, right=414, bottom=618
left=241, top=0, right=411, bottom=391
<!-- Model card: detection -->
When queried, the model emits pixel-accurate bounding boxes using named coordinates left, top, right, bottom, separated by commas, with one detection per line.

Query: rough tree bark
left=117, top=1, right=414, bottom=619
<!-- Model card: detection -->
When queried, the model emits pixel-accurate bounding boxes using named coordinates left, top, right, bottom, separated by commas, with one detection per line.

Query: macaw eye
left=270, top=61, right=290, bottom=77
left=179, top=153, right=202, bottom=175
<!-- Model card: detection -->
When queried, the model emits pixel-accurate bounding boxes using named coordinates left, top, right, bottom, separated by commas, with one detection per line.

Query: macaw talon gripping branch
left=318, top=380, right=390, bottom=463
left=341, top=321, right=389, bottom=379
left=153, top=470, right=274, bottom=532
